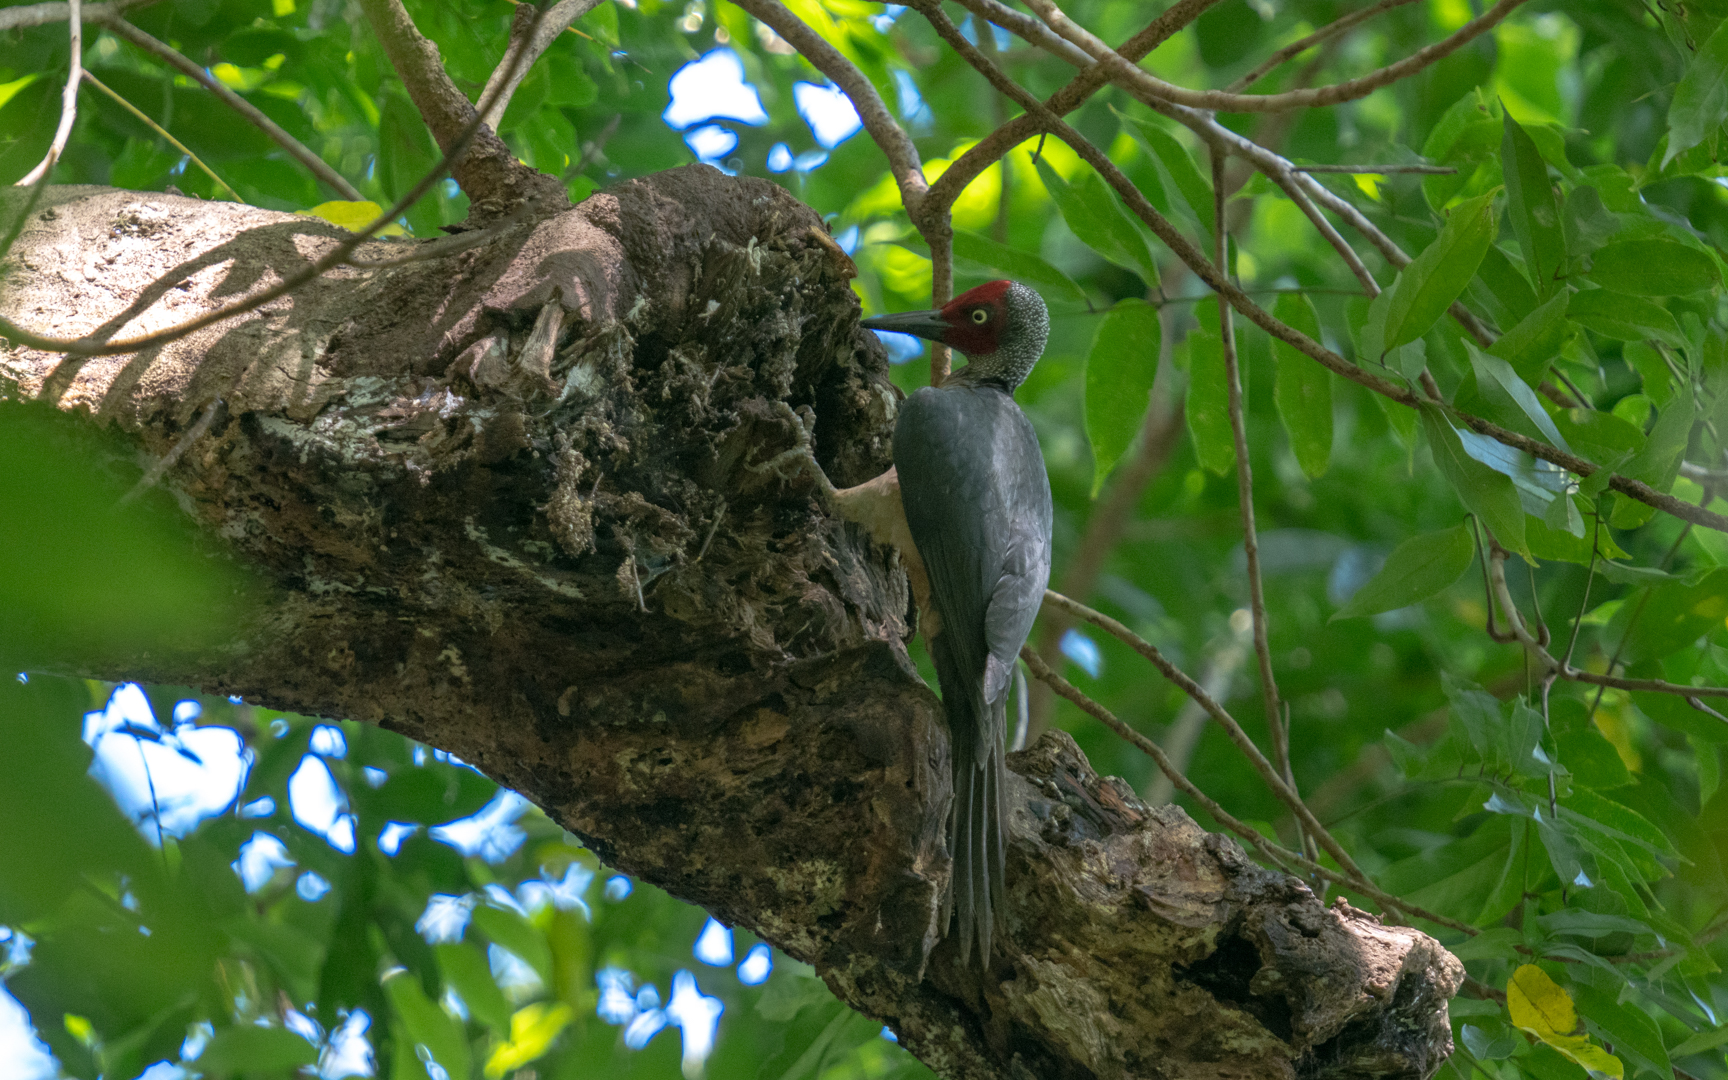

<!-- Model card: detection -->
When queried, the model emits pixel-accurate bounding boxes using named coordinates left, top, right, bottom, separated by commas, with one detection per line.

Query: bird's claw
left=749, top=400, right=838, bottom=502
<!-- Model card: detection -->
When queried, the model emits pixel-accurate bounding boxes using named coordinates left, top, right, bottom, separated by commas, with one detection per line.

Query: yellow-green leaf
left=1382, top=192, right=1496, bottom=350
left=297, top=200, right=409, bottom=236
left=1507, top=965, right=1624, bottom=1080
left=484, top=1002, right=574, bottom=1078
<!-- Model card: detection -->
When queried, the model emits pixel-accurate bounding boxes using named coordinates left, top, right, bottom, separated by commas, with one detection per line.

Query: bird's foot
left=748, top=400, right=839, bottom=503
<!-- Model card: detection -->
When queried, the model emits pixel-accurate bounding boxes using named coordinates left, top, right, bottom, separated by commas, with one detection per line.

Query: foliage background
left=2, top=0, right=1727, bottom=1078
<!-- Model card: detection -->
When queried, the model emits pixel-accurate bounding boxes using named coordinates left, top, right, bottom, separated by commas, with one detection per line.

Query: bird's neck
left=942, top=363, right=1019, bottom=394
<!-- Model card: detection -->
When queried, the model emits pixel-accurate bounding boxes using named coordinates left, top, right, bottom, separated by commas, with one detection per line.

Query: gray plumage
left=894, top=381, right=1052, bottom=965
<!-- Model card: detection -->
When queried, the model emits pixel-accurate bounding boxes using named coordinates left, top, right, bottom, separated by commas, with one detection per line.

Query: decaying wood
left=0, top=168, right=1462, bottom=1080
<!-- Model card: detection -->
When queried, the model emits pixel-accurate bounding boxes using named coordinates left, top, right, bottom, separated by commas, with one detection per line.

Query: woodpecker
left=860, top=280, right=1053, bottom=966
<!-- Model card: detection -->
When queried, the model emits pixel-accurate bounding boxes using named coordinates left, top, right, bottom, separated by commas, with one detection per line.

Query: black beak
left=860, top=308, right=949, bottom=341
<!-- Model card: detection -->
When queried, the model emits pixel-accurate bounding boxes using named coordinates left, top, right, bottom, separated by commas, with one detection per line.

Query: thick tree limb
left=1, top=173, right=1462, bottom=1080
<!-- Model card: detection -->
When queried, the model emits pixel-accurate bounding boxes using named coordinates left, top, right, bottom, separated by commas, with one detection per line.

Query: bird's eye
left=970, top=309, right=989, bottom=324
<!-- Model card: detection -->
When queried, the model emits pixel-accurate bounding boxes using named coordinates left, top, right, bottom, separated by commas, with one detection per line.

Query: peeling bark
left=0, top=168, right=1462, bottom=1080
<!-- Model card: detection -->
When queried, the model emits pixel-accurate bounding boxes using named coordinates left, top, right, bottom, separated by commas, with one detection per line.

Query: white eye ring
left=970, top=309, right=989, bottom=324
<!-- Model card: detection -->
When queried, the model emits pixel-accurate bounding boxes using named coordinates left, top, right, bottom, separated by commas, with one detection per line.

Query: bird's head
left=861, top=280, right=1050, bottom=389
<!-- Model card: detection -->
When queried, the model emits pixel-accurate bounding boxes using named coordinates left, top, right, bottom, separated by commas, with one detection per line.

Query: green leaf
left=1331, top=524, right=1474, bottom=620
left=1664, top=18, right=1728, bottom=166
left=1567, top=289, right=1685, bottom=346
left=1382, top=193, right=1496, bottom=350
left=1587, top=238, right=1722, bottom=296
left=1033, top=160, right=1161, bottom=288
left=1616, top=566, right=1728, bottom=664
left=1487, top=290, right=1570, bottom=386
left=1553, top=409, right=1646, bottom=465
left=950, top=229, right=1089, bottom=307
left=1502, top=112, right=1566, bottom=297
left=1673, top=1025, right=1728, bottom=1058
left=1623, top=382, right=1694, bottom=491
left=1421, top=407, right=1528, bottom=555
left=1184, top=329, right=1235, bottom=476
left=436, top=941, right=513, bottom=1033
left=192, top=1025, right=320, bottom=1076
left=471, top=904, right=553, bottom=983
left=1121, top=115, right=1216, bottom=236
left=1556, top=727, right=1633, bottom=789
left=1572, top=984, right=1671, bottom=1079
left=385, top=968, right=472, bottom=1080
left=1271, top=292, right=1332, bottom=479
left=1466, top=343, right=1573, bottom=454
left=1471, top=243, right=1541, bottom=328
left=1084, top=302, right=1162, bottom=496
left=1562, top=185, right=1621, bottom=257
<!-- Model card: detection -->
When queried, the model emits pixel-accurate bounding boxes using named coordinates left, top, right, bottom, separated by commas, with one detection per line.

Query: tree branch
left=0, top=0, right=143, bottom=32
left=477, top=0, right=602, bottom=132
left=1211, top=148, right=1298, bottom=850
left=97, top=15, right=363, bottom=201
left=1022, top=0, right=1529, bottom=113
left=1225, top=0, right=1423, bottom=92
left=357, top=0, right=567, bottom=220
left=15, top=0, right=80, bottom=188
left=80, top=70, right=241, bottom=202
left=726, top=0, right=927, bottom=216
left=926, top=0, right=1222, bottom=215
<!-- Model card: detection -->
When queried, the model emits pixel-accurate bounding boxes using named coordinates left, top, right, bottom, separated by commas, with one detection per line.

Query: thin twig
left=1226, top=0, right=1423, bottom=92
left=1038, top=587, right=1370, bottom=885
left=1295, top=164, right=1456, bottom=174
left=16, top=0, right=80, bottom=188
left=81, top=70, right=241, bottom=202
left=1211, top=148, right=1301, bottom=860
left=1485, top=546, right=1728, bottom=699
left=926, top=0, right=1220, bottom=215
left=1022, top=0, right=1529, bottom=114
left=478, top=0, right=602, bottom=132
left=916, top=39, right=1728, bottom=536
left=1022, top=647, right=1476, bottom=935
left=119, top=399, right=222, bottom=505
left=99, top=15, right=363, bottom=201
left=0, top=7, right=547, bottom=358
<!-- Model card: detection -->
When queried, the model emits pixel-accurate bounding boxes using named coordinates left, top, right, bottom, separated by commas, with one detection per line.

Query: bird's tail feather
left=947, top=688, right=1007, bottom=967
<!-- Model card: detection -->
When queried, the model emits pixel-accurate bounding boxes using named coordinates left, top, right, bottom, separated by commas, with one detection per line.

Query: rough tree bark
left=0, top=170, right=1462, bottom=1080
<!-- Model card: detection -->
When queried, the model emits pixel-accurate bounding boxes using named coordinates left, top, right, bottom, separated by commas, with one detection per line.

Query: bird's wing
left=893, top=386, right=1003, bottom=696
left=980, top=402, right=1053, bottom=705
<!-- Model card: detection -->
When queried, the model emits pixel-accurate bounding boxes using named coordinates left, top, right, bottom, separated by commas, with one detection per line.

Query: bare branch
left=358, top=0, right=567, bottom=219
left=1486, top=546, right=1728, bottom=699
left=1022, top=0, right=1530, bottom=114
left=0, top=11, right=545, bottom=358
left=81, top=70, right=241, bottom=203
left=478, top=0, right=601, bottom=132
left=15, top=0, right=80, bottom=188
left=1040, top=586, right=1372, bottom=888
left=97, top=15, right=364, bottom=202
left=1226, top=0, right=1423, bottom=92
left=1022, top=647, right=1477, bottom=936
left=926, top=0, right=1221, bottom=214
left=1297, top=164, right=1456, bottom=174
left=947, top=62, right=1728, bottom=536
left=727, top=0, right=927, bottom=215
left=1211, top=149, right=1296, bottom=846
left=0, top=0, right=142, bottom=32
left=1142, top=629, right=1247, bottom=805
